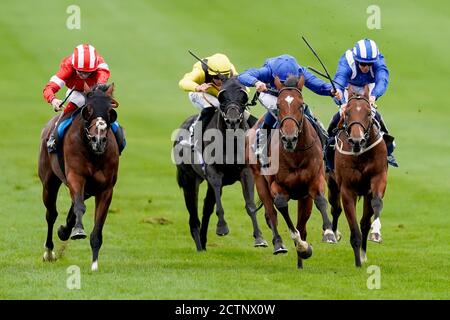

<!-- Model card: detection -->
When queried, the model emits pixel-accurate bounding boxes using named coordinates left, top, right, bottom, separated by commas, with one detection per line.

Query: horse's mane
left=283, top=75, right=299, bottom=88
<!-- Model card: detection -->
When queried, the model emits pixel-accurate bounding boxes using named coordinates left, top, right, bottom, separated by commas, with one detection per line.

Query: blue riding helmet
left=352, top=38, right=380, bottom=63
left=270, top=55, right=300, bottom=81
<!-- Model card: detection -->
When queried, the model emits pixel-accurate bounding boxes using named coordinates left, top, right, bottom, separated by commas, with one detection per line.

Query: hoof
left=57, top=225, right=70, bottom=241
left=369, top=232, right=382, bottom=243
left=43, top=249, right=56, bottom=262
left=91, top=260, right=98, bottom=272
left=254, top=237, right=268, bottom=248
left=335, top=230, right=342, bottom=242
left=298, top=244, right=313, bottom=259
left=70, top=227, right=87, bottom=240
left=273, top=242, right=288, bottom=255
left=322, top=230, right=337, bottom=244
left=216, top=224, right=229, bottom=236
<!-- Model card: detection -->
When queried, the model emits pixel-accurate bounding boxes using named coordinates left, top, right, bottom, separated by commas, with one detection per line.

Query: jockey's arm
left=302, top=67, right=333, bottom=96
left=371, top=55, right=390, bottom=100
left=179, top=63, right=205, bottom=92
left=237, top=66, right=271, bottom=87
left=96, top=58, right=111, bottom=84
left=43, top=58, right=72, bottom=104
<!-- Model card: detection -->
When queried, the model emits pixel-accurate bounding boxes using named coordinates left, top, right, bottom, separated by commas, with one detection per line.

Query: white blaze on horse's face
left=89, top=117, right=108, bottom=154
left=284, top=95, right=294, bottom=107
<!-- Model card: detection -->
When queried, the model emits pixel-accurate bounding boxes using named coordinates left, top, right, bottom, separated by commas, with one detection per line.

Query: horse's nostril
left=281, top=136, right=287, bottom=142
left=361, top=138, right=366, bottom=145
left=92, top=136, right=97, bottom=143
left=101, top=137, right=107, bottom=143
left=348, top=138, right=354, bottom=144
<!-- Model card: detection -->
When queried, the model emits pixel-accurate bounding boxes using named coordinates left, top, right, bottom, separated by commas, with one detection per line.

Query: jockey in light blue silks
left=238, top=54, right=340, bottom=167
left=326, top=38, right=398, bottom=169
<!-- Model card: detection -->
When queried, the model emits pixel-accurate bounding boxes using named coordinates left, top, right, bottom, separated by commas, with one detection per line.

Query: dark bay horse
left=247, top=75, right=336, bottom=269
left=327, top=85, right=388, bottom=267
left=173, top=77, right=268, bottom=251
left=39, top=83, right=120, bottom=271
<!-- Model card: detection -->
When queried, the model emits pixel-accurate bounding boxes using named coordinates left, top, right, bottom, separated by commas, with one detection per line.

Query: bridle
left=341, top=95, right=374, bottom=143
left=217, top=88, right=248, bottom=128
left=277, top=87, right=306, bottom=138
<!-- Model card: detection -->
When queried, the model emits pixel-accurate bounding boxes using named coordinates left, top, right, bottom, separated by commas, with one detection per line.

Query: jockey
left=326, top=38, right=398, bottom=168
left=178, top=53, right=256, bottom=148
left=43, top=44, right=125, bottom=154
left=238, top=54, right=339, bottom=167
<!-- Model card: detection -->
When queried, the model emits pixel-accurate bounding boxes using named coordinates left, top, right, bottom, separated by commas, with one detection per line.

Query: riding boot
left=246, top=114, right=258, bottom=129
left=111, top=122, right=126, bottom=155
left=376, top=112, right=399, bottom=167
left=254, top=122, right=271, bottom=168
left=324, top=111, right=341, bottom=172
left=181, top=107, right=216, bottom=149
left=304, top=105, right=328, bottom=149
left=46, top=104, right=77, bottom=153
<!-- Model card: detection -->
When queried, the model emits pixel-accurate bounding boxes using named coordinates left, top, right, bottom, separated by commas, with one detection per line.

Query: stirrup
left=47, top=135, right=57, bottom=153
left=387, top=155, right=399, bottom=167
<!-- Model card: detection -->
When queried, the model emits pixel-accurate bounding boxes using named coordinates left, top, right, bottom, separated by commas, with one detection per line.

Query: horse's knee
left=371, top=196, right=383, bottom=213
left=314, top=195, right=327, bottom=210
left=274, top=194, right=288, bottom=209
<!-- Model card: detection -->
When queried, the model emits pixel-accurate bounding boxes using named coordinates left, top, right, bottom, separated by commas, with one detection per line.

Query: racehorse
left=247, top=75, right=336, bottom=269
left=39, top=83, right=120, bottom=271
left=326, top=85, right=388, bottom=267
left=174, top=76, right=268, bottom=251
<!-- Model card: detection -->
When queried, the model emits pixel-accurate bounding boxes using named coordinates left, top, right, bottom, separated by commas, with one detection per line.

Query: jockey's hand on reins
left=51, top=98, right=64, bottom=112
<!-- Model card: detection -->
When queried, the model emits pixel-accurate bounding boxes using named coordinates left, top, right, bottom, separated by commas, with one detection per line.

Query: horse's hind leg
left=90, top=189, right=113, bottom=271
left=199, top=185, right=215, bottom=250
left=42, top=174, right=61, bottom=262
left=240, top=167, right=267, bottom=247
left=360, top=194, right=374, bottom=263
left=327, top=173, right=342, bottom=241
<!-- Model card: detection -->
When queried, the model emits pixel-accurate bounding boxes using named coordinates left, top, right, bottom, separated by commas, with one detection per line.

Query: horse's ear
left=363, top=84, right=370, bottom=98
left=81, top=106, right=92, bottom=121
left=274, top=76, right=283, bottom=90
left=109, top=109, right=117, bottom=124
left=297, top=75, right=305, bottom=90
left=83, top=82, right=91, bottom=94
left=347, top=85, right=354, bottom=97
left=106, top=83, right=115, bottom=97
left=111, top=98, right=119, bottom=108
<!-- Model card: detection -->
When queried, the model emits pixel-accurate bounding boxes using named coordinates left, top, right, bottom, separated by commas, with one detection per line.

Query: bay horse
left=173, top=76, right=268, bottom=251
left=247, top=75, right=336, bottom=269
left=326, top=85, right=388, bottom=267
left=39, top=83, right=119, bottom=271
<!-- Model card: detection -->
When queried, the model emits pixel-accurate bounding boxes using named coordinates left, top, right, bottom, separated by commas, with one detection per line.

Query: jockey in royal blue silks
left=238, top=54, right=340, bottom=167
left=326, top=39, right=398, bottom=169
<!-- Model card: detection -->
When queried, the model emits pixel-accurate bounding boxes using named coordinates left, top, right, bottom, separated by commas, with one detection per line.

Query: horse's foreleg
left=181, top=176, right=202, bottom=251
left=57, top=204, right=75, bottom=241
left=313, top=176, right=337, bottom=243
left=240, top=167, right=267, bottom=248
left=341, top=188, right=362, bottom=267
left=42, top=175, right=61, bottom=262
left=369, top=173, right=387, bottom=243
left=206, top=169, right=228, bottom=236
left=327, top=173, right=342, bottom=241
left=90, top=189, right=113, bottom=271
left=360, top=194, right=374, bottom=263
left=67, top=174, right=87, bottom=240
left=295, top=197, right=314, bottom=268
left=253, top=170, right=285, bottom=254
left=200, top=185, right=215, bottom=250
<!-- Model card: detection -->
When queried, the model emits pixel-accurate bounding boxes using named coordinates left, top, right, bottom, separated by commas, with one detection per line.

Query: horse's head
left=81, top=83, right=118, bottom=155
left=275, top=75, right=305, bottom=152
left=217, top=76, right=249, bottom=129
left=339, top=85, right=373, bottom=153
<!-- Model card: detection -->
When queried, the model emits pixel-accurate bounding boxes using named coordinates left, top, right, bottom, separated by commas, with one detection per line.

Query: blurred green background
left=0, top=0, right=449, bottom=299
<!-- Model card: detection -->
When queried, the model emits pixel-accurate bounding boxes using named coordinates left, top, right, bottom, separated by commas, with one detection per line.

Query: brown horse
left=327, top=85, right=388, bottom=267
left=39, top=83, right=119, bottom=271
left=247, top=75, right=336, bottom=269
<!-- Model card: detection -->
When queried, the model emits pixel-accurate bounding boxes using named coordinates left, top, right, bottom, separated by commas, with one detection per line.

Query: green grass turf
left=0, top=0, right=449, bottom=299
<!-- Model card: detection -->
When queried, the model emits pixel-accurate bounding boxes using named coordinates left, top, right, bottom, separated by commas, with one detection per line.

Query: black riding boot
left=112, top=123, right=126, bottom=155
left=375, top=112, right=398, bottom=167
left=47, top=113, right=72, bottom=153
left=304, top=105, right=328, bottom=149
left=324, top=112, right=341, bottom=172
left=246, top=114, right=258, bottom=128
